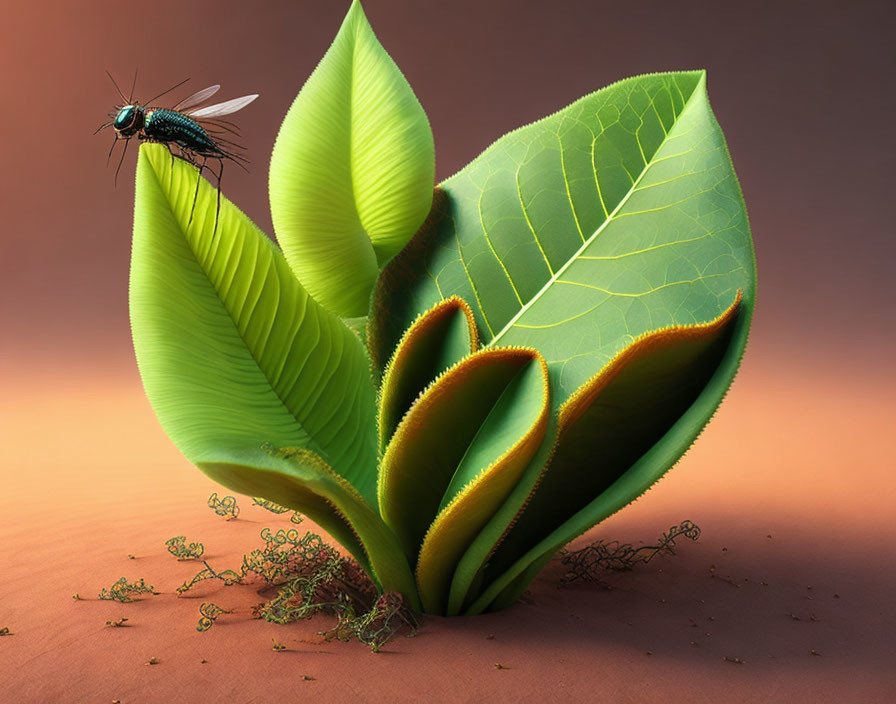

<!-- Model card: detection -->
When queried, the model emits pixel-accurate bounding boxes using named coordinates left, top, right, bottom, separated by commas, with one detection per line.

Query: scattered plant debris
left=99, top=577, right=155, bottom=603
left=708, top=564, right=741, bottom=588
left=252, top=497, right=291, bottom=514
left=165, top=536, right=205, bottom=560
left=208, top=492, right=240, bottom=520
left=178, top=523, right=417, bottom=652
left=105, top=618, right=129, bottom=628
left=271, top=639, right=287, bottom=651
left=177, top=561, right=242, bottom=594
left=558, top=520, right=701, bottom=585
left=196, top=602, right=234, bottom=632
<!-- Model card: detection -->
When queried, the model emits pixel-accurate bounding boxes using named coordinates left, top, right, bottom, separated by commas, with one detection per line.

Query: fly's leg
left=114, top=137, right=130, bottom=187
left=187, top=155, right=206, bottom=228
left=212, top=158, right=224, bottom=241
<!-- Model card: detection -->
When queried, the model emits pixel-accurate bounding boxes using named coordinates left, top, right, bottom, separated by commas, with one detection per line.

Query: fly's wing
left=187, top=94, right=259, bottom=119
left=173, top=85, right=221, bottom=112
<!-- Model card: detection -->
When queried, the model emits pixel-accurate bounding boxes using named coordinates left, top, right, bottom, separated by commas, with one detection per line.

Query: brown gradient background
left=1, top=1, right=894, bottom=701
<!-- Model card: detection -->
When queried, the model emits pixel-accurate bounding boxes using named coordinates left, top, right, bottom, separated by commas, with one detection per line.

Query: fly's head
left=113, top=104, right=144, bottom=138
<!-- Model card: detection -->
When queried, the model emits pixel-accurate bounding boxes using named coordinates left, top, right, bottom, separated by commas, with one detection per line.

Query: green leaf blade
left=378, top=348, right=546, bottom=563
left=269, top=0, right=435, bottom=317
left=465, top=296, right=745, bottom=614
left=415, top=351, right=550, bottom=614
left=370, top=70, right=754, bottom=412
left=131, top=143, right=379, bottom=504
left=368, top=70, right=756, bottom=613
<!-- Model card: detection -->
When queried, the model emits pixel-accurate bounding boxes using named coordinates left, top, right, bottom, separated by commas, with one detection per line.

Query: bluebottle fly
left=96, top=71, right=258, bottom=237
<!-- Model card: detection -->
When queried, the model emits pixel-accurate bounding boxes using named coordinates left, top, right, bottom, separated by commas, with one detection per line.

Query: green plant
left=207, top=492, right=240, bottom=520
left=98, top=577, right=155, bottom=603
left=180, top=518, right=416, bottom=651
left=251, top=497, right=290, bottom=514
left=165, top=535, right=205, bottom=560
left=196, top=603, right=233, bottom=632
left=129, top=1, right=755, bottom=616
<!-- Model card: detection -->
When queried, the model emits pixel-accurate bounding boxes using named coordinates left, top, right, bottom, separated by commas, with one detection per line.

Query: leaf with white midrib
left=371, top=70, right=753, bottom=415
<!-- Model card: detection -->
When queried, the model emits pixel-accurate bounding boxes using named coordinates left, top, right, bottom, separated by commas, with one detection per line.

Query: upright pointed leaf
left=270, top=0, right=435, bottom=317
left=130, top=143, right=379, bottom=506
left=466, top=295, right=743, bottom=614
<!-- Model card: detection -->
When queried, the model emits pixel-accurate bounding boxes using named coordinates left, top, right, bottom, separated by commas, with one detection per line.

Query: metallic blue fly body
left=97, top=72, right=258, bottom=236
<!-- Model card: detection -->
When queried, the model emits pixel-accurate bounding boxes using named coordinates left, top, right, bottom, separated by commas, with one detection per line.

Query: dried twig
left=558, top=520, right=701, bottom=585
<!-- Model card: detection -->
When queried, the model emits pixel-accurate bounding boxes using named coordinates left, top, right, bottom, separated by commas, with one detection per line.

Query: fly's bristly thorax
left=142, top=108, right=221, bottom=156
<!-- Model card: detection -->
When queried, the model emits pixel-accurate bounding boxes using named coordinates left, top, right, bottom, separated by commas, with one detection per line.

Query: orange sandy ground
left=0, top=353, right=893, bottom=703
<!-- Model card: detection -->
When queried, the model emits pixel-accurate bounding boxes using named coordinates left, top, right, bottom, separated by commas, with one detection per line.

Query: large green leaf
left=130, top=143, right=379, bottom=506
left=269, top=0, right=435, bottom=317
left=370, top=70, right=756, bottom=613
left=370, top=70, right=754, bottom=408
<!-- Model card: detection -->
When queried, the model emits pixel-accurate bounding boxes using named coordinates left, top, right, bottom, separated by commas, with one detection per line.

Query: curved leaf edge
left=465, top=294, right=754, bottom=614
left=376, top=295, right=479, bottom=452
left=377, top=345, right=550, bottom=559
left=414, top=350, right=550, bottom=614
left=438, top=69, right=705, bottom=186
left=367, top=186, right=449, bottom=378
left=445, top=414, right=559, bottom=616
left=198, top=443, right=422, bottom=612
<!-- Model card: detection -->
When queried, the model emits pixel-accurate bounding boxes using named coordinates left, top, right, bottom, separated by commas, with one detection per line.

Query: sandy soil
left=0, top=353, right=893, bottom=703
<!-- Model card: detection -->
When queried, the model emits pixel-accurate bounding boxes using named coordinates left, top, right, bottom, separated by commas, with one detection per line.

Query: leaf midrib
left=486, top=80, right=702, bottom=348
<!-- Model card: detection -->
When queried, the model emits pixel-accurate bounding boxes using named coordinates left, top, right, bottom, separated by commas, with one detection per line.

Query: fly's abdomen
left=143, top=108, right=220, bottom=155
